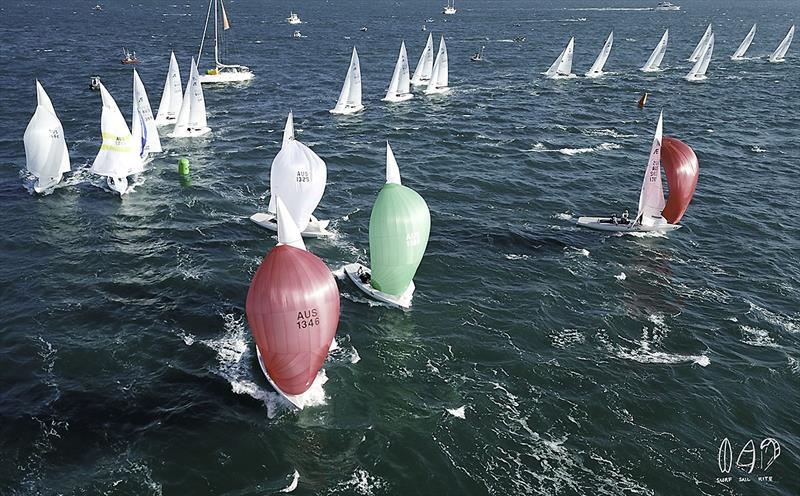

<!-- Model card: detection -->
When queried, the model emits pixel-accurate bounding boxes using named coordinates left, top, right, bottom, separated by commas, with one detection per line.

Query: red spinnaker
left=246, top=245, right=339, bottom=395
left=661, top=137, right=699, bottom=224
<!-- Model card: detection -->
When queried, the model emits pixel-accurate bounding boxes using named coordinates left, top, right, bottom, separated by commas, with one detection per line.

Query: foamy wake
left=331, top=468, right=386, bottom=495
left=279, top=470, right=300, bottom=492
left=529, top=142, right=620, bottom=155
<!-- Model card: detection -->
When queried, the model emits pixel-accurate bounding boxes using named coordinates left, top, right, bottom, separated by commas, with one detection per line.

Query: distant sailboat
left=91, top=82, right=143, bottom=195
left=250, top=112, right=332, bottom=238
left=769, top=25, right=795, bottom=63
left=411, top=33, right=435, bottom=86
left=731, top=24, right=757, bottom=60
left=169, top=58, right=211, bottom=138
left=425, top=36, right=450, bottom=94
left=640, top=29, right=669, bottom=72
left=383, top=41, right=413, bottom=102
left=577, top=112, right=699, bottom=233
left=330, top=47, right=364, bottom=114
left=585, top=31, right=614, bottom=78
left=544, top=37, right=576, bottom=79
left=688, top=23, right=713, bottom=62
left=197, top=0, right=253, bottom=83
left=155, top=52, right=182, bottom=126
left=685, top=33, right=714, bottom=81
left=131, top=69, right=162, bottom=163
left=24, top=81, right=70, bottom=194
left=246, top=197, right=340, bottom=410
left=343, top=142, right=431, bottom=308
left=443, top=0, right=456, bottom=15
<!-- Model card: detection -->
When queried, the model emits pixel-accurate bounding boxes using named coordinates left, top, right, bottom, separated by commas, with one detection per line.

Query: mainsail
left=636, top=112, right=665, bottom=226
left=131, top=69, right=162, bottom=160
left=411, top=33, right=435, bottom=86
left=155, top=52, right=183, bottom=125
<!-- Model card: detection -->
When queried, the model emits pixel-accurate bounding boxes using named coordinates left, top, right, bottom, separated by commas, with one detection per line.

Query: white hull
left=585, top=71, right=605, bottom=78
left=411, top=78, right=431, bottom=87
left=329, top=104, right=364, bottom=115
left=424, top=86, right=450, bottom=95
left=640, top=67, right=664, bottom=73
left=168, top=127, right=212, bottom=138
left=545, top=73, right=577, bottom=80
left=769, top=57, right=787, bottom=63
left=198, top=72, right=254, bottom=84
left=382, top=93, right=414, bottom=103
left=32, top=174, right=63, bottom=194
left=105, top=175, right=136, bottom=196
left=250, top=212, right=333, bottom=238
left=576, top=216, right=681, bottom=233
left=343, top=263, right=414, bottom=309
left=685, top=74, right=707, bottom=82
left=155, top=116, right=177, bottom=127
left=255, top=346, right=324, bottom=410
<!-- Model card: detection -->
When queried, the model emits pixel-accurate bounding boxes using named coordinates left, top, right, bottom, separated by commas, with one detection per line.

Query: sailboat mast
left=197, top=0, right=214, bottom=65
left=214, top=0, right=220, bottom=66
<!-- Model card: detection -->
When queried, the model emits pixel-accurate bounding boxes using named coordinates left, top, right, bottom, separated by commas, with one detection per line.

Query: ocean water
left=1, top=0, right=799, bottom=494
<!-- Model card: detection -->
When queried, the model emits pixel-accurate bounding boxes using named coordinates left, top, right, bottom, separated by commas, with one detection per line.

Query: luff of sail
left=411, top=33, right=434, bottom=86
left=636, top=112, right=666, bottom=226
left=384, top=41, right=413, bottom=102
left=586, top=32, right=613, bottom=77
left=425, top=36, right=449, bottom=94
left=155, top=52, right=182, bottom=125
left=688, top=24, right=713, bottom=62
left=685, top=33, right=714, bottom=81
left=544, top=37, right=575, bottom=78
left=769, top=25, right=795, bottom=62
left=330, top=47, right=363, bottom=114
left=91, top=83, right=143, bottom=179
left=731, top=24, right=756, bottom=60
left=641, top=29, right=669, bottom=72
left=368, top=143, right=431, bottom=296
left=131, top=69, right=162, bottom=160
left=24, top=80, right=70, bottom=193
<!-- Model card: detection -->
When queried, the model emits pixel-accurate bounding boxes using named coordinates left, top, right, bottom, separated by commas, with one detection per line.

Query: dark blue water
left=1, top=0, right=799, bottom=494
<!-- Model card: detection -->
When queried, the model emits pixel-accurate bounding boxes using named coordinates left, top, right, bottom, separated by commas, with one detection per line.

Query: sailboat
left=640, top=29, right=669, bottom=72
left=731, top=24, right=757, bottom=60
left=131, top=69, right=162, bottom=163
left=24, top=81, right=70, bottom=194
left=443, top=0, right=456, bottom=15
left=343, top=142, right=431, bottom=308
left=91, top=82, right=143, bottom=196
left=246, top=197, right=340, bottom=410
left=688, top=24, right=713, bottom=62
left=585, top=31, right=614, bottom=78
left=169, top=58, right=211, bottom=138
left=425, top=36, right=449, bottom=94
left=250, top=112, right=332, bottom=238
left=685, top=33, right=714, bottom=81
left=383, top=41, right=413, bottom=102
left=576, top=112, right=699, bottom=233
left=769, top=25, right=795, bottom=63
left=330, top=47, right=364, bottom=114
left=543, top=37, right=576, bottom=79
left=155, top=52, right=182, bottom=126
left=197, top=0, right=253, bottom=83
left=411, top=33, right=435, bottom=86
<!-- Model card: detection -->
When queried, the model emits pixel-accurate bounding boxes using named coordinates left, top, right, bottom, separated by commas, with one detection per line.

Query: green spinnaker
left=369, top=183, right=431, bottom=296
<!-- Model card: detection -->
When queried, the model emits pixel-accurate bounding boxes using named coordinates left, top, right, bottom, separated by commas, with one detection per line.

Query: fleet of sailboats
left=24, top=81, right=70, bottom=194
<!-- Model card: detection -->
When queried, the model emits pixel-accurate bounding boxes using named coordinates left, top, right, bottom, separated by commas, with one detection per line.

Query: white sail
left=686, top=33, right=714, bottom=81
left=383, top=41, right=413, bottom=102
left=586, top=32, right=614, bottom=77
left=91, top=83, right=142, bottom=179
left=731, top=24, right=757, bottom=60
left=283, top=110, right=294, bottom=146
left=636, top=112, right=665, bottom=226
left=24, top=80, right=70, bottom=192
left=544, top=37, right=575, bottom=78
left=386, top=141, right=401, bottom=185
left=267, top=134, right=327, bottom=232
left=425, top=36, right=449, bottom=94
left=330, top=47, right=363, bottom=114
left=411, top=33, right=435, bottom=86
left=641, top=29, right=669, bottom=72
left=155, top=52, right=183, bottom=125
left=131, top=69, right=162, bottom=161
left=769, top=25, right=795, bottom=62
left=688, top=24, right=713, bottom=62
left=172, top=57, right=210, bottom=136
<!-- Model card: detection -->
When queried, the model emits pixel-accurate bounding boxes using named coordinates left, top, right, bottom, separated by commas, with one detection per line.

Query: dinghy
left=688, top=23, right=713, bottom=62
left=330, top=47, right=364, bottom=114
left=169, top=58, right=211, bottom=138
left=543, top=37, right=576, bottom=79
left=343, top=142, right=430, bottom=309
left=640, top=29, right=669, bottom=72
left=685, top=33, right=714, bottom=81
left=250, top=112, right=332, bottom=238
left=585, top=31, right=613, bottom=78
left=246, top=198, right=340, bottom=410
left=411, top=33, right=435, bottom=86
left=131, top=69, right=162, bottom=163
left=24, top=81, right=71, bottom=194
left=769, top=25, right=795, bottom=63
left=91, top=82, right=143, bottom=196
left=425, top=36, right=450, bottom=94
left=197, top=0, right=254, bottom=83
left=383, top=41, right=413, bottom=102
left=731, top=24, right=756, bottom=60
left=577, top=112, right=699, bottom=233
left=155, top=52, right=182, bottom=126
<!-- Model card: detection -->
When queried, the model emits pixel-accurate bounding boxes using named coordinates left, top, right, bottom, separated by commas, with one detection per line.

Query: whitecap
left=279, top=470, right=300, bottom=492
left=447, top=406, right=466, bottom=419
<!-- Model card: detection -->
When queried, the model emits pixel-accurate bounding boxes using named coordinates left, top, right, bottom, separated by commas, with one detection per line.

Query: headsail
left=545, top=37, right=574, bottom=78
left=411, top=33, right=435, bottom=86
left=731, top=24, right=756, bottom=60
left=769, top=25, right=795, bottom=62
left=636, top=112, right=665, bottom=226
left=91, top=82, right=142, bottom=178
left=641, top=30, right=669, bottom=72
left=688, top=24, right=713, bottom=62
left=155, top=52, right=183, bottom=125
left=586, top=32, right=613, bottom=77
left=661, top=137, right=699, bottom=224
left=24, top=80, right=70, bottom=192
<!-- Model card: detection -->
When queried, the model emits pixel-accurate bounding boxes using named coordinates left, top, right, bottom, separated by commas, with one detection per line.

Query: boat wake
left=529, top=142, right=620, bottom=155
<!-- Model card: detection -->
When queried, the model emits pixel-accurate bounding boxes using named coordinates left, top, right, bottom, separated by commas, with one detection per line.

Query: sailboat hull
left=199, top=72, right=254, bottom=84
left=410, top=79, right=431, bottom=87
left=382, top=93, right=414, bottom=103
left=684, top=74, right=708, bottom=82
left=250, top=212, right=333, bottom=238
left=343, top=263, right=414, bottom=309
left=576, top=216, right=681, bottom=233
left=329, top=104, right=364, bottom=115
left=168, top=127, right=212, bottom=138
left=255, top=346, right=326, bottom=410
left=155, top=116, right=178, bottom=127
left=585, top=71, right=605, bottom=78
left=424, top=86, right=450, bottom=95
left=544, top=73, right=577, bottom=79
